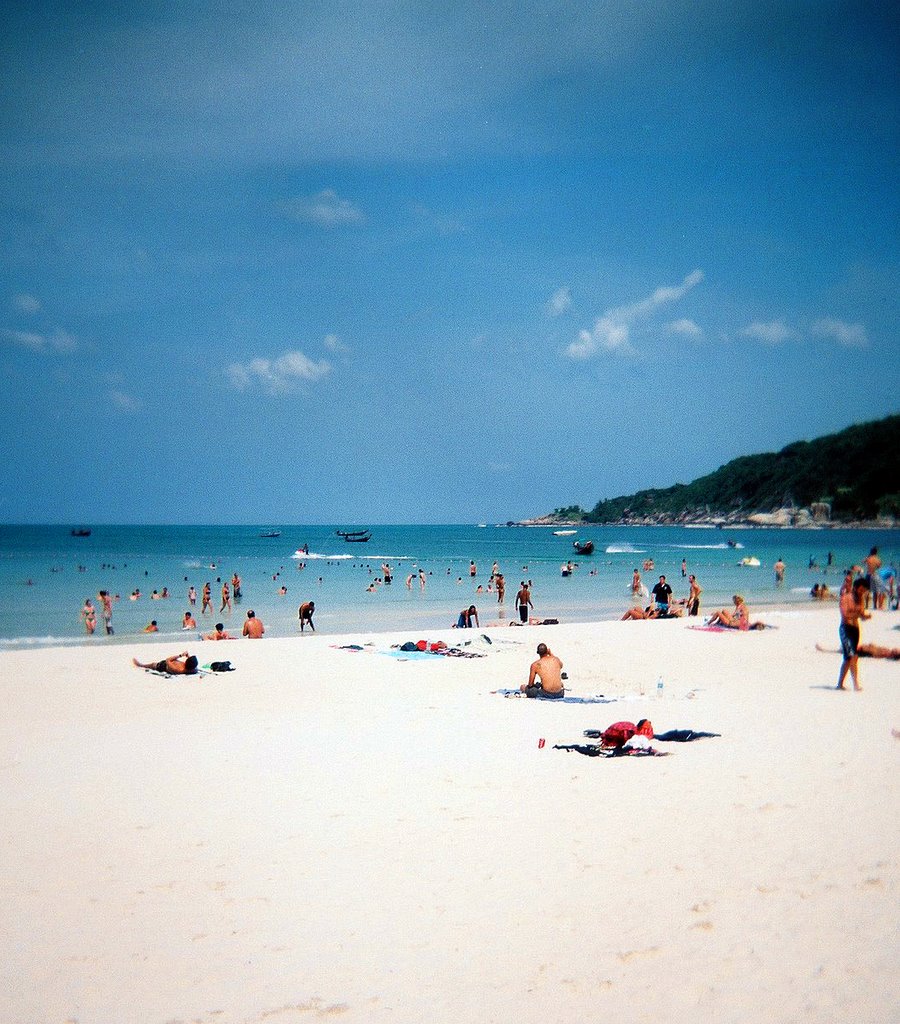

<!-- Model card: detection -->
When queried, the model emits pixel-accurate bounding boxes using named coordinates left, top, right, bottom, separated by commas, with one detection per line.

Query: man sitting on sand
left=242, top=610, right=265, bottom=638
left=520, top=642, right=565, bottom=699
left=132, top=651, right=199, bottom=675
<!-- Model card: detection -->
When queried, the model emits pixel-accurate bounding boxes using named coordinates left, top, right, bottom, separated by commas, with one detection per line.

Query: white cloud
left=110, top=389, right=142, bottom=412
left=13, top=293, right=41, bottom=314
left=1, top=327, right=76, bottom=352
left=741, top=320, right=797, bottom=345
left=566, top=269, right=703, bottom=360
left=323, top=333, right=349, bottom=354
left=665, top=318, right=702, bottom=338
left=226, top=349, right=332, bottom=393
left=546, top=286, right=572, bottom=317
left=811, top=317, right=868, bottom=348
left=280, top=189, right=364, bottom=227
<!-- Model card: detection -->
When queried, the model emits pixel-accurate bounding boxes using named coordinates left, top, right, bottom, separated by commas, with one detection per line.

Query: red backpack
left=601, top=719, right=654, bottom=748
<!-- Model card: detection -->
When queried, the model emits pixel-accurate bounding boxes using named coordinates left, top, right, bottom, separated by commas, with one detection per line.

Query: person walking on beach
left=298, top=600, right=315, bottom=632
left=98, top=590, right=114, bottom=635
left=201, top=582, right=212, bottom=615
left=837, top=577, right=871, bottom=692
left=651, top=575, right=672, bottom=614
left=515, top=582, right=533, bottom=623
left=242, top=609, right=265, bottom=638
left=520, top=642, right=564, bottom=699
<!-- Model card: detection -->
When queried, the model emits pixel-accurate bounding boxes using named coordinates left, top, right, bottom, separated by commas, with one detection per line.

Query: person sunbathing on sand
left=708, top=595, right=750, bottom=630
left=817, top=641, right=900, bottom=660
left=520, top=642, right=564, bottom=699
left=132, top=651, right=199, bottom=675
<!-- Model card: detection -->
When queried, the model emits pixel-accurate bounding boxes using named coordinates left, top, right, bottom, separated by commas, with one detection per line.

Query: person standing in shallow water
left=515, top=582, right=532, bottom=623
left=81, top=599, right=96, bottom=635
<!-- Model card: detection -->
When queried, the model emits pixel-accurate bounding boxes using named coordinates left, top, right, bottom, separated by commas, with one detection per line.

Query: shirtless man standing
left=515, top=582, right=533, bottom=623
left=837, top=577, right=870, bottom=691
left=521, top=642, right=564, bottom=699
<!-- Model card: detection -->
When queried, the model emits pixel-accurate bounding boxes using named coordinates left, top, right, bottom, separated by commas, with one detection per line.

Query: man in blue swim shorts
left=521, top=642, right=565, bottom=699
left=838, top=577, right=870, bottom=691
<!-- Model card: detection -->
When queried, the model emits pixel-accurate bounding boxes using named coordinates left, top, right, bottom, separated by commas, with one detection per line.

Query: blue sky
left=1, top=1, right=897, bottom=524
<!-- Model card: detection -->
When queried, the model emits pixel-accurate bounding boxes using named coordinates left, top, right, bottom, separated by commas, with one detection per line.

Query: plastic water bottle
left=656, top=675, right=664, bottom=699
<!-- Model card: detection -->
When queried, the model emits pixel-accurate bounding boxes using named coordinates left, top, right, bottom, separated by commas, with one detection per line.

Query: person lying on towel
left=132, top=651, right=199, bottom=675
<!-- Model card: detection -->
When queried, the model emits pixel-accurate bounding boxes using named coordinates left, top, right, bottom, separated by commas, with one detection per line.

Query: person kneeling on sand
left=132, top=651, right=199, bottom=675
left=520, top=642, right=565, bottom=699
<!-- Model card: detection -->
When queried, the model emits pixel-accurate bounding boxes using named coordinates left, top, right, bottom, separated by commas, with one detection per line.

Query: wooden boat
left=573, top=539, right=594, bottom=555
left=259, top=530, right=282, bottom=538
left=70, top=528, right=91, bottom=537
left=336, top=529, right=372, bottom=543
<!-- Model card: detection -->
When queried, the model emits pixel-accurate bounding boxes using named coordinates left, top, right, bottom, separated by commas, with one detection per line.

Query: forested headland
left=543, top=414, right=900, bottom=527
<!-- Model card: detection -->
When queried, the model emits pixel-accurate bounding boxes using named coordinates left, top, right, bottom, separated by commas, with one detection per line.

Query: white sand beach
left=1, top=607, right=897, bottom=1023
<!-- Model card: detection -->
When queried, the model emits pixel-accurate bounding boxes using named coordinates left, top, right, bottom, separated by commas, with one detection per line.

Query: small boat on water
left=336, top=529, right=372, bottom=543
left=70, top=528, right=91, bottom=537
left=259, top=530, right=282, bottom=538
left=739, top=556, right=761, bottom=567
left=553, top=529, right=577, bottom=536
left=573, top=539, right=595, bottom=555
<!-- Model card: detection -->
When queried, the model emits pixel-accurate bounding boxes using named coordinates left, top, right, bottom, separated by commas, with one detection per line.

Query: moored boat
left=336, top=529, right=372, bottom=543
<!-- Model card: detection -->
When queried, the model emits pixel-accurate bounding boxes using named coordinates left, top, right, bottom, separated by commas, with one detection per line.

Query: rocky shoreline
left=516, top=507, right=897, bottom=530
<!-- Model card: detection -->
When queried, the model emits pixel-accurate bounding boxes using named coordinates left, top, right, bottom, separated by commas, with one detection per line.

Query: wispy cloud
left=323, top=333, right=350, bottom=354
left=546, top=286, right=572, bottom=317
left=12, top=293, right=41, bottom=314
left=811, top=317, right=868, bottom=348
left=566, top=269, right=703, bottom=360
left=280, top=189, right=365, bottom=227
left=665, top=318, right=702, bottom=338
left=1, top=327, right=76, bottom=352
left=740, top=320, right=797, bottom=345
left=226, top=350, right=332, bottom=393
left=110, top=389, right=142, bottom=413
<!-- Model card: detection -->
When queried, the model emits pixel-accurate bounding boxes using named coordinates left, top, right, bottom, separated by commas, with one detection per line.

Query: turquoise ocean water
left=0, top=523, right=895, bottom=649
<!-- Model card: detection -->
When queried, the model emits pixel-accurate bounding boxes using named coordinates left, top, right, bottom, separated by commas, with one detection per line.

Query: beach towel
left=653, top=729, right=721, bottom=742
left=553, top=743, right=668, bottom=757
left=492, top=688, right=618, bottom=704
